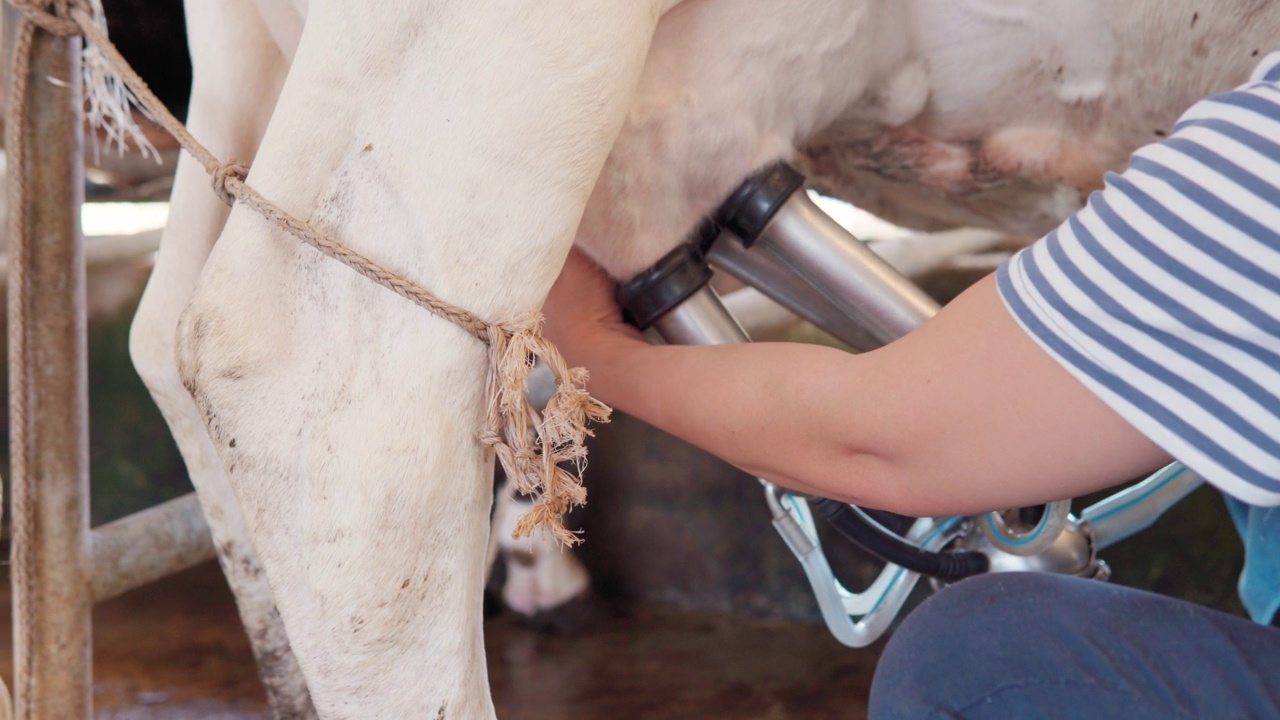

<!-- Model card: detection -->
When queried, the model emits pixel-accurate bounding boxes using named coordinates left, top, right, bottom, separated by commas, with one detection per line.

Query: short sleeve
left=997, top=56, right=1280, bottom=506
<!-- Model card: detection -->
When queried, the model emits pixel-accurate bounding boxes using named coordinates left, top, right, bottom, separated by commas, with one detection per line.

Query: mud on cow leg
left=127, top=0, right=314, bottom=715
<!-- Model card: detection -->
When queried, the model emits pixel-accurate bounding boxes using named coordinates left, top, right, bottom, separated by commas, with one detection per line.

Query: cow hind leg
left=491, top=483, right=593, bottom=617
left=128, top=1, right=314, bottom=716
left=173, top=1, right=678, bottom=713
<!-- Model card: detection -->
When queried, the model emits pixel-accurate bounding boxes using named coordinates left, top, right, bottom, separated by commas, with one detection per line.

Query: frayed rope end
left=81, top=0, right=160, bottom=164
left=481, top=312, right=611, bottom=548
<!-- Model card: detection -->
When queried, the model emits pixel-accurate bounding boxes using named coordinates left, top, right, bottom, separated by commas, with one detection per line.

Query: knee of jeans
left=876, top=575, right=1017, bottom=670
left=896, top=573, right=1071, bottom=646
left=870, top=573, right=1079, bottom=713
left=880, top=568, right=1080, bottom=676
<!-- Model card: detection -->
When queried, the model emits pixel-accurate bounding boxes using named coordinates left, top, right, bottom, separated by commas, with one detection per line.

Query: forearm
left=583, top=335, right=904, bottom=504
left=569, top=275, right=1173, bottom=516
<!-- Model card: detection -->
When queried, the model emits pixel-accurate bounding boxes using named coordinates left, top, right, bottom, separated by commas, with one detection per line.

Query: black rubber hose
left=811, top=497, right=989, bottom=581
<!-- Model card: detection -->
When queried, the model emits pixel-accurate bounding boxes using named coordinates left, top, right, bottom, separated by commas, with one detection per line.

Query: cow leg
left=173, top=1, right=682, bottom=715
left=128, top=2, right=314, bottom=716
left=491, top=483, right=592, bottom=616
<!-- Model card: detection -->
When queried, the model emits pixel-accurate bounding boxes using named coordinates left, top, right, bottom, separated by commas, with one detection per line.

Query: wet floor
left=0, top=563, right=879, bottom=719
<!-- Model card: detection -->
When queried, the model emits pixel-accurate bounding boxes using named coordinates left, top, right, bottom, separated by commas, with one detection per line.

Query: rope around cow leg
left=5, top=0, right=610, bottom=544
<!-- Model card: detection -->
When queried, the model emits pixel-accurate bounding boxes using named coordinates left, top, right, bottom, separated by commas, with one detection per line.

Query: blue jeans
left=869, top=573, right=1280, bottom=719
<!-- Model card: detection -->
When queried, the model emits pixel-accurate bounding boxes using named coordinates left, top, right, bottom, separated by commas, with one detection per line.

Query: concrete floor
left=0, top=563, right=880, bottom=719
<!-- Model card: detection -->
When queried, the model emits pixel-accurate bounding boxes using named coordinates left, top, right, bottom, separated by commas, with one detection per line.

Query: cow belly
left=798, top=147, right=1084, bottom=239
left=581, top=0, right=1280, bottom=280
left=805, top=0, right=1280, bottom=236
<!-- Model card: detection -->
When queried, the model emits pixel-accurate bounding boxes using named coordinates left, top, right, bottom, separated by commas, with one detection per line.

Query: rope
left=6, top=0, right=603, bottom=573
left=7, top=10, right=42, bottom=717
left=210, top=160, right=247, bottom=208
left=62, top=5, right=508, bottom=342
left=10, top=0, right=79, bottom=37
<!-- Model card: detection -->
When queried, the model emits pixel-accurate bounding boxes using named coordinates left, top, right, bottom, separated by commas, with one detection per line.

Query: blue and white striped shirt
left=999, top=53, right=1280, bottom=508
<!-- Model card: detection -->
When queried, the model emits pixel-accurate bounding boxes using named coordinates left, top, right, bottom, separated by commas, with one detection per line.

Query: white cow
left=135, top=1, right=680, bottom=716
left=127, top=0, right=1280, bottom=717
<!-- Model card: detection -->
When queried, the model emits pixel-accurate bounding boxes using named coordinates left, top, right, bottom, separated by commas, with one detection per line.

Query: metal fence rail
left=8, top=15, right=215, bottom=720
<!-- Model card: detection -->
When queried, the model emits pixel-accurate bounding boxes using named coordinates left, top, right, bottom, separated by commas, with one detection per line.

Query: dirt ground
left=0, top=563, right=881, bottom=719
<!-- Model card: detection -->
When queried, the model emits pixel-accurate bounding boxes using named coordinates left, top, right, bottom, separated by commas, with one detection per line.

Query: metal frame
left=8, top=21, right=215, bottom=719
left=761, top=465, right=1202, bottom=647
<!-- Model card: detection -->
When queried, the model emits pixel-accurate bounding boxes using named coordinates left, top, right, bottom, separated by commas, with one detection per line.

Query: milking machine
left=616, top=162, right=1206, bottom=648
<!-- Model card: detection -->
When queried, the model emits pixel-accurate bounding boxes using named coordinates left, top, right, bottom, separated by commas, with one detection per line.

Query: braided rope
left=7, top=9, right=44, bottom=717
left=7, top=0, right=605, bottom=576
left=10, top=0, right=79, bottom=36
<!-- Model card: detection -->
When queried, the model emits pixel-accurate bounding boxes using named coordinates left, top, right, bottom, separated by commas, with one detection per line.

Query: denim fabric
left=869, top=573, right=1280, bottom=719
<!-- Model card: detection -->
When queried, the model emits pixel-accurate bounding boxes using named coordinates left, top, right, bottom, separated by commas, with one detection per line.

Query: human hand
left=542, top=248, right=645, bottom=369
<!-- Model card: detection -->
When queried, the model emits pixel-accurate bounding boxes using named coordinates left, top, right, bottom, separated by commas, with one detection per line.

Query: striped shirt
left=999, top=53, right=1280, bottom=508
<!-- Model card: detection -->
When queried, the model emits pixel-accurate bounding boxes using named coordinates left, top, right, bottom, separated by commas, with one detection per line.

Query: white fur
left=129, top=1, right=314, bottom=715
left=143, top=1, right=676, bottom=717
left=577, top=0, right=1280, bottom=275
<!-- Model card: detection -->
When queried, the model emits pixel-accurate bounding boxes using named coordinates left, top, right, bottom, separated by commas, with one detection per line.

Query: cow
left=124, top=0, right=1280, bottom=717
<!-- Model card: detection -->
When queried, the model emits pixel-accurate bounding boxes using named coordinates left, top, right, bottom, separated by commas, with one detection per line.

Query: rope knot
left=212, top=160, right=249, bottom=207
left=9, top=0, right=84, bottom=37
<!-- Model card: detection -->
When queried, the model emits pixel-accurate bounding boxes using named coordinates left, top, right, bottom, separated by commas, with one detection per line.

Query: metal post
left=91, top=493, right=216, bottom=603
left=9, top=23, right=91, bottom=720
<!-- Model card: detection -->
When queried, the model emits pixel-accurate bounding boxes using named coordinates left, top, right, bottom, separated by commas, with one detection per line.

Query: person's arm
left=544, top=250, right=1171, bottom=517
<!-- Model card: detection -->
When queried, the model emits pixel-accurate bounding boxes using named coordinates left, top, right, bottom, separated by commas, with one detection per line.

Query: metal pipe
left=1082, top=464, right=1204, bottom=550
left=9, top=26, right=91, bottom=720
left=91, top=493, right=217, bottom=603
left=650, top=285, right=750, bottom=345
left=953, top=520, right=1099, bottom=577
left=754, top=191, right=940, bottom=344
left=706, top=233, right=883, bottom=351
